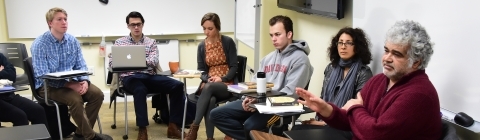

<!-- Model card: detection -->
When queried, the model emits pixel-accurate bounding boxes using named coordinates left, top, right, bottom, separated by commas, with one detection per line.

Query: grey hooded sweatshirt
left=252, top=40, right=314, bottom=95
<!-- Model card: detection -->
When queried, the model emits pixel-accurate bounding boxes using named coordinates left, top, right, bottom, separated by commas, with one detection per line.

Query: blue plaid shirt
left=31, top=31, right=89, bottom=89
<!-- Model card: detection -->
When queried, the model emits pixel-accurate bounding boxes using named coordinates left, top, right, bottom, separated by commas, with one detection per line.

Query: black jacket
left=197, top=35, right=238, bottom=83
left=0, top=53, right=16, bottom=83
left=0, top=53, right=17, bottom=98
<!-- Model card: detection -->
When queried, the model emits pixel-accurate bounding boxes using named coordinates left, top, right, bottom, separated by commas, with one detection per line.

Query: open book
left=267, top=96, right=299, bottom=106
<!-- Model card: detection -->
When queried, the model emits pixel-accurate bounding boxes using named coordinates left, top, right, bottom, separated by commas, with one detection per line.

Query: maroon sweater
left=321, top=70, right=441, bottom=140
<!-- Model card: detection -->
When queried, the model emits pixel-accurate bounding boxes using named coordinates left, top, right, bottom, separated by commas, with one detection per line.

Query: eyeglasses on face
left=337, top=42, right=354, bottom=47
left=128, top=23, right=143, bottom=28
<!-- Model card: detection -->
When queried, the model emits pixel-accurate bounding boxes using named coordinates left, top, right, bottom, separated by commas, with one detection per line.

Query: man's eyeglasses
left=128, top=23, right=143, bottom=28
left=337, top=42, right=354, bottom=47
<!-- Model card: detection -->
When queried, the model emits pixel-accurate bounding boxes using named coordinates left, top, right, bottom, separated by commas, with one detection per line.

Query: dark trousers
left=38, top=83, right=104, bottom=139
left=194, top=82, right=232, bottom=138
left=210, top=100, right=279, bottom=140
left=0, top=93, right=48, bottom=127
left=122, top=73, right=185, bottom=127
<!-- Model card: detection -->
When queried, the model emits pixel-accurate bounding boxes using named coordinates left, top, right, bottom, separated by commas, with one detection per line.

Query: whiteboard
left=4, top=0, right=234, bottom=38
left=353, top=0, right=480, bottom=121
left=104, top=39, right=179, bottom=84
left=235, top=0, right=260, bottom=49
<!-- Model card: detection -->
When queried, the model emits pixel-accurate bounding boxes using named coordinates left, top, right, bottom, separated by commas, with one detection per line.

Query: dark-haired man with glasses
left=108, top=11, right=186, bottom=140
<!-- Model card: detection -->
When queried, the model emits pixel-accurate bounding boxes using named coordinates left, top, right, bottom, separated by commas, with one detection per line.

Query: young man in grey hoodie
left=210, top=15, right=313, bottom=140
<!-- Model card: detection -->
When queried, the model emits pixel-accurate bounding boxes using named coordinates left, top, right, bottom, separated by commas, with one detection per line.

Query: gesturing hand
left=296, top=87, right=327, bottom=113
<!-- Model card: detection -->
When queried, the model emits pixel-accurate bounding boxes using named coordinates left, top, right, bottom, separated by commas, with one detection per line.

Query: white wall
left=353, top=0, right=480, bottom=138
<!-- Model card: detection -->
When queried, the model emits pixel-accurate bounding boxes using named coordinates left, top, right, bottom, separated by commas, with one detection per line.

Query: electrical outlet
left=87, top=66, right=95, bottom=76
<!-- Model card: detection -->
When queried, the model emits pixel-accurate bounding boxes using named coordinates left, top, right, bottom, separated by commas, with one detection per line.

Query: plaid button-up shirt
left=31, top=31, right=89, bottom=89
left=108, top=35, right=158, bottom=81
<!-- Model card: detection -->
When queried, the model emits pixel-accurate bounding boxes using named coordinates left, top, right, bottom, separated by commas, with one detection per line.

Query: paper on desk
left=255, top=104, right=304, bottom=114
left=0, top=86, right=16, bottom=91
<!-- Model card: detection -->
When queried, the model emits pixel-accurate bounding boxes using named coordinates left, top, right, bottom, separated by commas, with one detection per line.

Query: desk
left=283, top=128, right=350, bottom=140
left=250, top=130, right=290, bottom=140
left=0, top=85, right=29, bottom=94
left=170, top=70, right=200, bottom=140
left=41, top=72, right=92, bottom=139
left=0, top=124, right=51, bottom=140
left=250, top=102, right=314, bottom=127
left=41, top=72, right=91, bottom=106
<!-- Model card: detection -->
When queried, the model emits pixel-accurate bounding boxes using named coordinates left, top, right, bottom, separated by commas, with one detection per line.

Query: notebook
left=45, top=70, right=89, bottom=77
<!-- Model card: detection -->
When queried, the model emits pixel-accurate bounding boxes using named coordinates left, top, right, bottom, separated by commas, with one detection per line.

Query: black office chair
left=0, top=43, right=29, bottom=86
left=24, top=57, right=102, bottom=140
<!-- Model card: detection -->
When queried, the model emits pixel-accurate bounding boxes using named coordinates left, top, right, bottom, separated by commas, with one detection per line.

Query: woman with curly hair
left=293, top=27, right=374, bottom=136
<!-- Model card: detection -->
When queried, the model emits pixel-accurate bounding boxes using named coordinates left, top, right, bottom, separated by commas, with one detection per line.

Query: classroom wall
left=0, top=0, right=232, bottom=95
left=1, top=0, right=353, bottom=105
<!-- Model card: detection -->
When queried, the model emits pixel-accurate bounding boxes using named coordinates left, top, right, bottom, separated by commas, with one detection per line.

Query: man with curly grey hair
left=295, top=20, right=441, bottom=139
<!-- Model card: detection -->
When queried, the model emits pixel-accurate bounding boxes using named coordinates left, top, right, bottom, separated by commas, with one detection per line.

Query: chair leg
left=97, top=116, right=102, bottom=134
left=181, top=95, right=188, bottom=140
left=53, top=102, right=63, bottom=140
left=167, top=94, right=171, bottom=114
left=111, top=98, right=117, bottom=129
left=124, top=96, right=128, bottom=139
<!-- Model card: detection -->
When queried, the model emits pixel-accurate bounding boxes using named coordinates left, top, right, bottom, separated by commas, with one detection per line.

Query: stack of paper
left=255, top=104, right=304, bottom=114
left=0, top=86, right=16, bottom=91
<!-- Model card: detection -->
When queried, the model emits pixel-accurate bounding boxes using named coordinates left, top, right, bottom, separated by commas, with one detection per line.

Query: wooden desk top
left=250, top=130, right=290, bottom=140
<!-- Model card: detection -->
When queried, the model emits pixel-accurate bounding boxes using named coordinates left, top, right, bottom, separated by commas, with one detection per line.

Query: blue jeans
left=210, top=100, right=277, bottom=140
left=122, top=73, right=185, bottom=127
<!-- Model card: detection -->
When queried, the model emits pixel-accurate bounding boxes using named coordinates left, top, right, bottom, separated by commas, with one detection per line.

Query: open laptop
left=111, top=45, right=148, bottom=71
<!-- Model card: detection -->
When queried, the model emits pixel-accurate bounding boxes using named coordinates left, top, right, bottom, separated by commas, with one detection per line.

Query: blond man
left=31, top=7, right=112, bottom=140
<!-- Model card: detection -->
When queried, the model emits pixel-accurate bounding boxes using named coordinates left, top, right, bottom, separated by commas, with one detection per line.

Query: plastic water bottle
left=99, top=33, right=106, bottom=57
left=256, top=72, right=266, bottom=103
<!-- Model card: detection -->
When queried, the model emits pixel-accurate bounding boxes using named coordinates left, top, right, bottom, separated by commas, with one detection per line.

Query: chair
left=182, top=55, right=247, bottom=138
left=23, top=57, right=102, bottom=140
left=268, top=80, right=310, bottom=134
left=186, top=55, right=247, bottom=105
left=0, top=43, right=29, bottom=86
left=107, top=71, right=158, bottom=140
